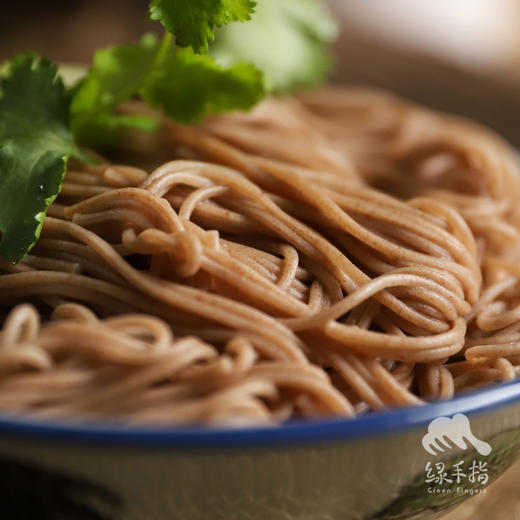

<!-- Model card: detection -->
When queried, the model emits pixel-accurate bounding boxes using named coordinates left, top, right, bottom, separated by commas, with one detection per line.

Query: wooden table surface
left=443, top=458, right=520, bottom=519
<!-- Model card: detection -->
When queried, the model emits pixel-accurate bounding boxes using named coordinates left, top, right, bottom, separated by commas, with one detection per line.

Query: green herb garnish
left=0, top=0, right=336, bottom=262
left=211, top=0, right=338, bottom=92
left=71, top=33, right=264, bottom=146
left=149, top=0, right=256, bottom=54
left=142, top=45, right=264, bottom=123
left=0, top=54, right=87, bottom=262
left=70, top=34, right=163, bottom=147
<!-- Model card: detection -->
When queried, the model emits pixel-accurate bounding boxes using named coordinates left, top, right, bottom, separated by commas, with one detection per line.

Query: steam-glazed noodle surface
left=1, top=87, right=520, bottom=425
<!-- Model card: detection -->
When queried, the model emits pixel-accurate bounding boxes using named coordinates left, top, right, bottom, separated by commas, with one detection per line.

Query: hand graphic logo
left=422, top=414, right=492, bottom=456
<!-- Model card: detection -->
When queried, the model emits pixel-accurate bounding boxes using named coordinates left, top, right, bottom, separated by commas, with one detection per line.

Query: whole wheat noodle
left=0, top=87, right=518, bottom=425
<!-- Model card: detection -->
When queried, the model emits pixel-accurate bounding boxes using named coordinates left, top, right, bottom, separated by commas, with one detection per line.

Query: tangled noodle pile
left=1, top=87, right=519, bottom=425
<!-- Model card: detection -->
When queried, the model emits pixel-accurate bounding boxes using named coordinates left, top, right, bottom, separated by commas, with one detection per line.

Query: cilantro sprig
left=71, top=33, right=264, bottom=147
left=0, top=0, right=337, bottom=262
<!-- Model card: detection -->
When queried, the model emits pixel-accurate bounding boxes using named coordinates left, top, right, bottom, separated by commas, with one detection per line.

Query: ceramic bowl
left=1, top=380, right=520, bottom=520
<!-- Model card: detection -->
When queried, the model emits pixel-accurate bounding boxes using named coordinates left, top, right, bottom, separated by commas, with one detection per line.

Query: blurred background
left=1, top=0, right=519, bottom=144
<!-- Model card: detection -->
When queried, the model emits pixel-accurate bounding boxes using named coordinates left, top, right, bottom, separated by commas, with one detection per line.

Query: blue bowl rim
left=0, top=379, right=519, bottom=449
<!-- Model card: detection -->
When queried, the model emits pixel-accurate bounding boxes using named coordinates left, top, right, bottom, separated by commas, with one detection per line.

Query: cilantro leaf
left=142, top=47, right=265, bottom=123
left=0, top=53, right=85, bottom=262
left=211, top=0, right=338, bottom=92
left=70, top=34, right=160, bottom=147
left=149, top=0, right=256, bottom=54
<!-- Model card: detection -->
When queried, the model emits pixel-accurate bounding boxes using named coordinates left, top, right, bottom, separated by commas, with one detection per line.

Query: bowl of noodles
left=1, top=86, right=520, bottom=519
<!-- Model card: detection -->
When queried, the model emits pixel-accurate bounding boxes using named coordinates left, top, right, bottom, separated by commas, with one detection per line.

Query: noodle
left=0, top=86, right=519, bottom=425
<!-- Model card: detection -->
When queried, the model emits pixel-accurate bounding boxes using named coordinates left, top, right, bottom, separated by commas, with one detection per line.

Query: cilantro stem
left=153, top=32, right=173, bottom=70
